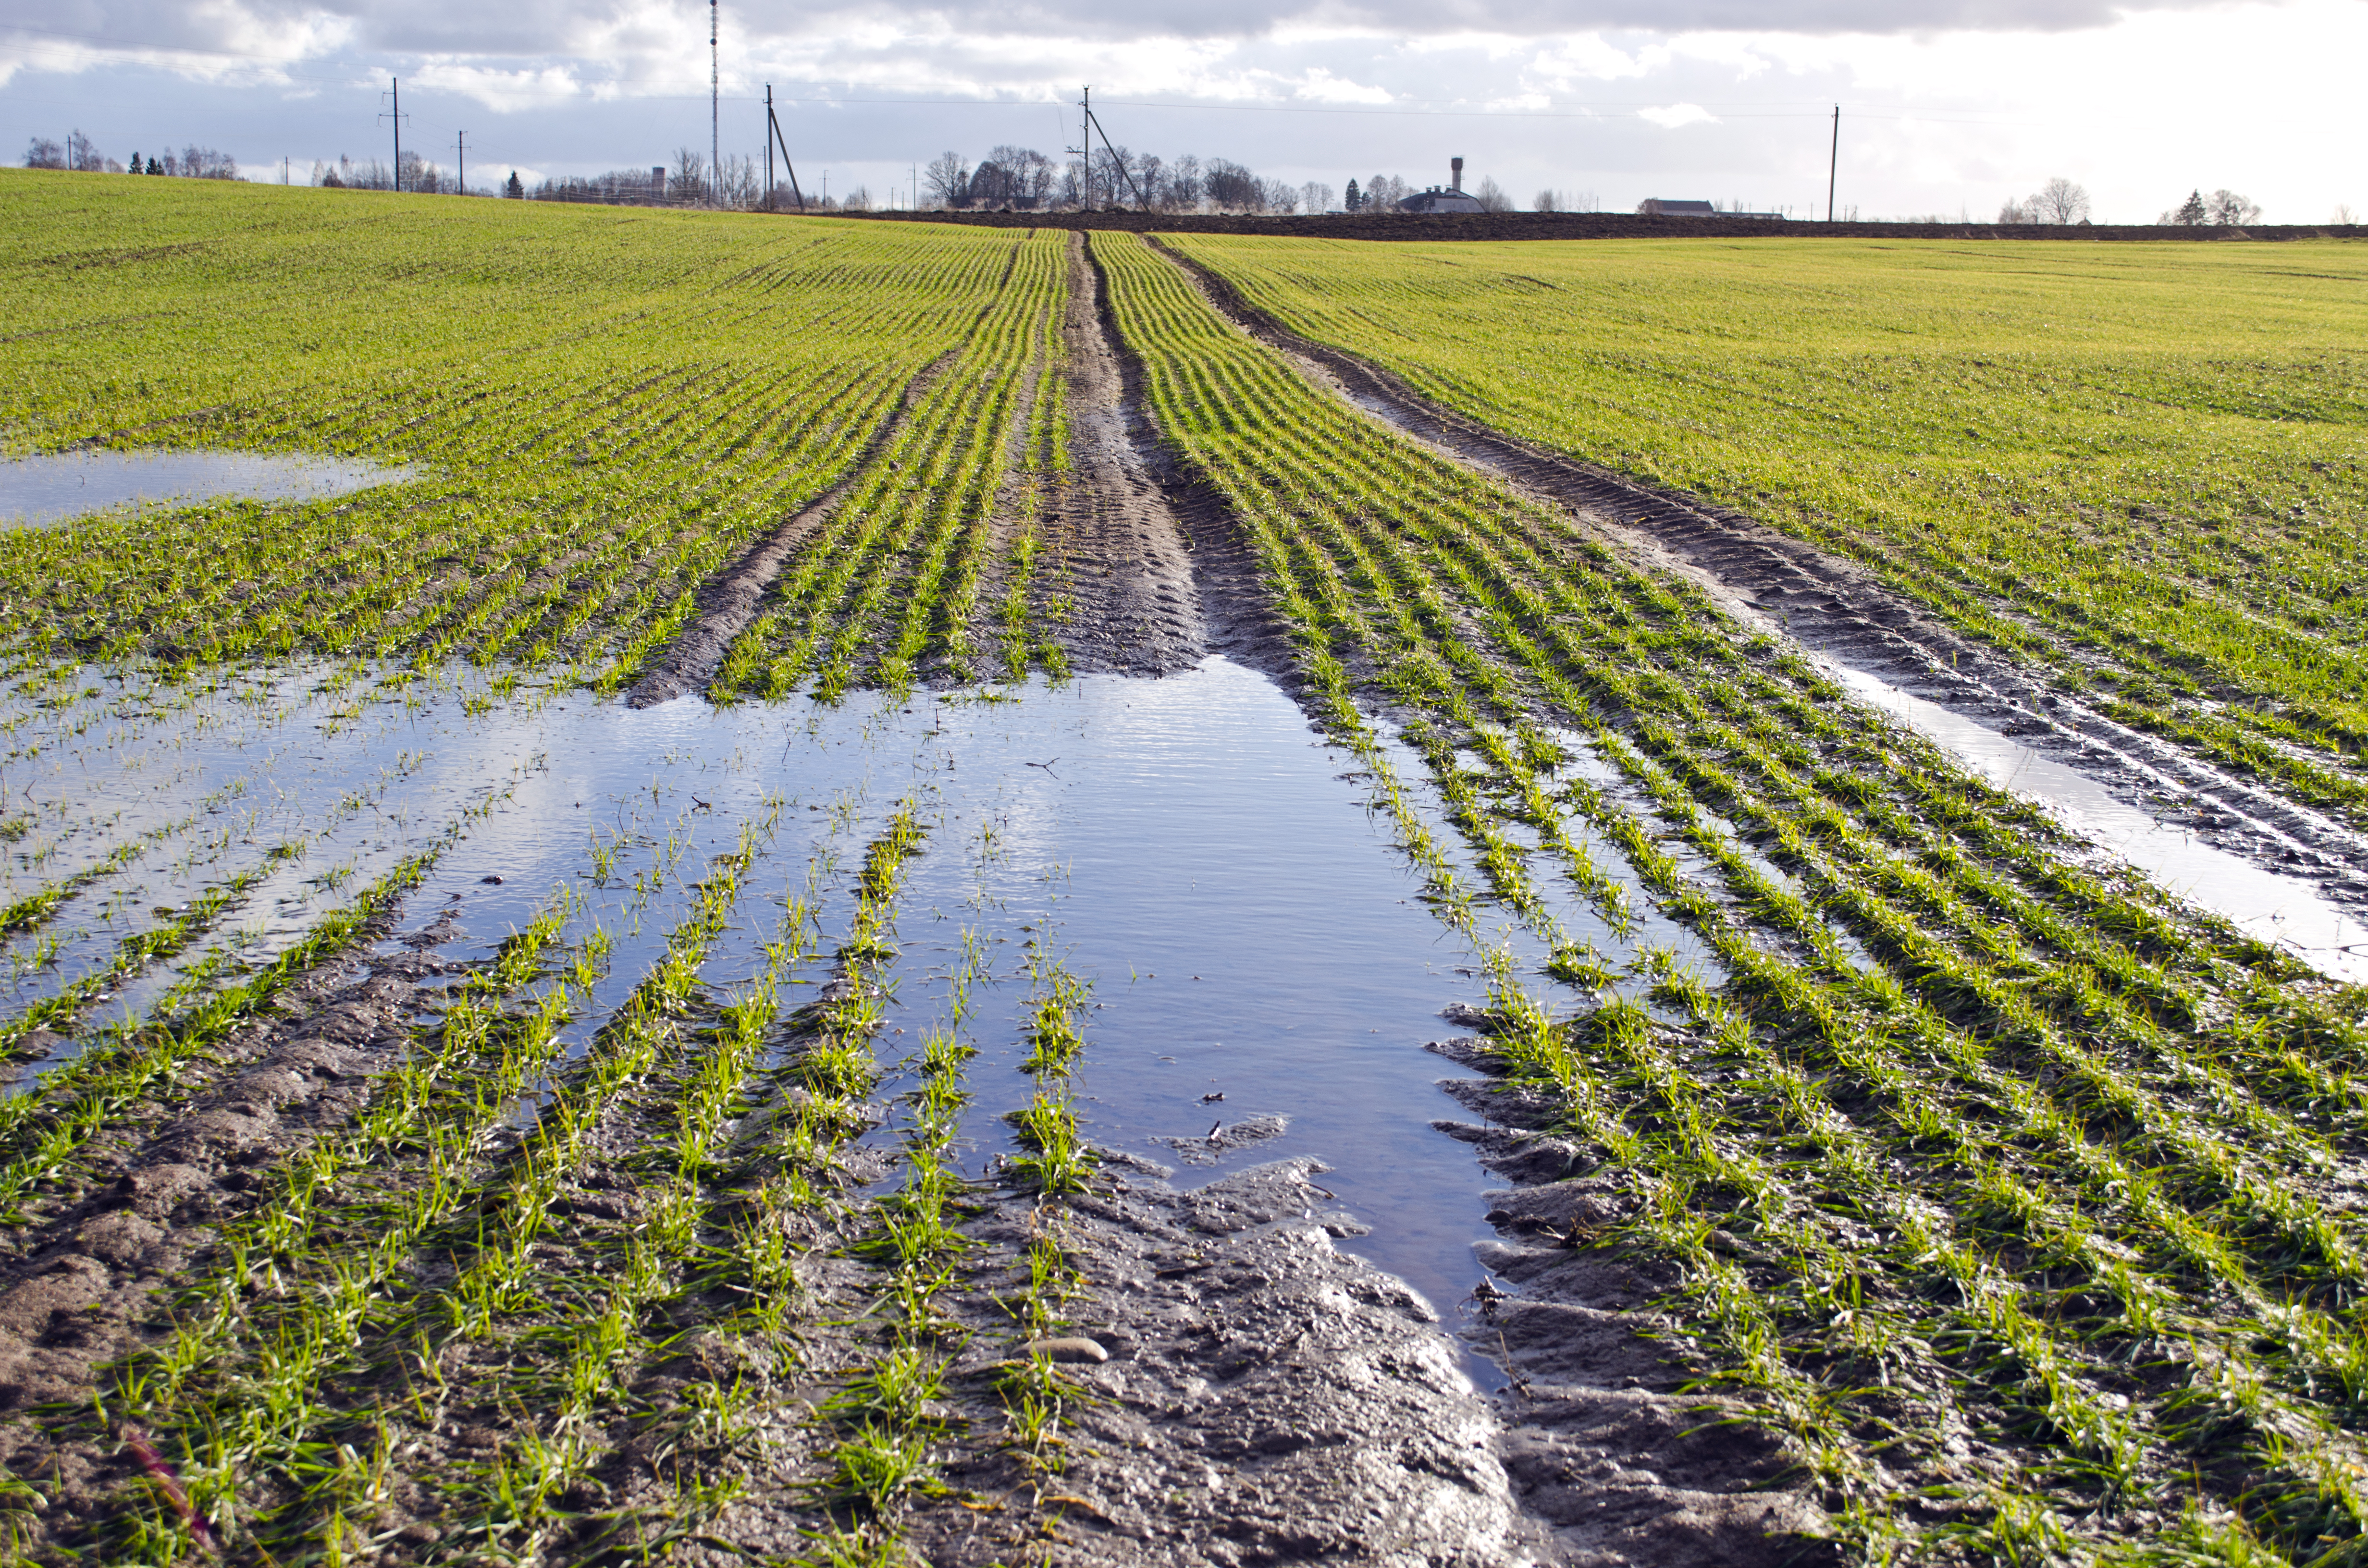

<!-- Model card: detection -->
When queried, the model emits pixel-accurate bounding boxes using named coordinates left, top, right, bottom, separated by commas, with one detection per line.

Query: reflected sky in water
left=1, top=449, right=419, bottom=527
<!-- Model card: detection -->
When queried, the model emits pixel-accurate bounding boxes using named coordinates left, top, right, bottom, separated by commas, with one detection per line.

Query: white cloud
left=1287, top=67, right=1392, bottom=104
left=4, top=0, right=2359, bottom=225
left=410, top=61, right=585, bottom=111
left=1639, top=101, right=1718, bottom=127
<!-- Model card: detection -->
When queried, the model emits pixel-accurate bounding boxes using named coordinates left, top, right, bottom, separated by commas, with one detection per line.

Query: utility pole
left=1074, top=86, right=1147, bottom=212
left=1826, top=104, right=1838, bottom=223
left=456, top=130, right=465, bottom=195
left=710, top=0, right=719, bottom=207
left=764, top=87, right=803, bottom=211
left=382, top=78, right=408, bottom=193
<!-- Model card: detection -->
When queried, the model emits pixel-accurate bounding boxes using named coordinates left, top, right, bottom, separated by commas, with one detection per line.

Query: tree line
left=923, top=146, right=1499, bottom=215
left=22, top=133, right=236, bottom=178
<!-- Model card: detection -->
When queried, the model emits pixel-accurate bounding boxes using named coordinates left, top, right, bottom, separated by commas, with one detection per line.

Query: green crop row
left=1091, top=227, right=2368, bottom=1561
left=0, top=174, right=1045, bottom=688
left=709, top=230, right=1071, bottom=700
left=1171, top=231, right=2368, bottom=829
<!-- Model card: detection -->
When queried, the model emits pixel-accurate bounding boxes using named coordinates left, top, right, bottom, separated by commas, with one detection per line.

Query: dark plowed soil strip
left=1041, top=233, right=1207, bottom=678
left=1156, top=239, right=2368, bottom=908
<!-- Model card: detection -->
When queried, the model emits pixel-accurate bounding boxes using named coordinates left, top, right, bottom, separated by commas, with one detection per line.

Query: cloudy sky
left=3, top=0, right=2360, bottom=220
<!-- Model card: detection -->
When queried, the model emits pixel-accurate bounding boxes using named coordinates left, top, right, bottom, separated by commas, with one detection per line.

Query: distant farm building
left=1400, top=158, right=1488, bottom=215
left=1637, top=197, right=1786, bottom=219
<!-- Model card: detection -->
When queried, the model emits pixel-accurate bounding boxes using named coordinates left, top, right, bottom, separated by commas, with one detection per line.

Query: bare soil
left=1033, top=233, right=1207, bottom=679
left=1156, top=239, right=2368, bottom=910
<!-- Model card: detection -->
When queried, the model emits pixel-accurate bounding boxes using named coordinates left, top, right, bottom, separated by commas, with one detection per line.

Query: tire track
left=1154, top=238, right=2368, bottom=909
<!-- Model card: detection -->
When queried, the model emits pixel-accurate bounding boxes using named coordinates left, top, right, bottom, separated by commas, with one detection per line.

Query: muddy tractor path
left=1153, top=240, right=2368, bottom=912
left=663, top=1145, right=1813, bottom=1568
left=1042, top=233, right=1207, bottom=678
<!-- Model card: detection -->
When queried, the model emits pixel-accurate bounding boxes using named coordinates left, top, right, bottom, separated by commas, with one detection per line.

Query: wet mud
left=1156, top=239, right=2368, bottom=915
left=1422, top=1038, right=1824, bottom=1568
left=0, top=909, right=460, bottom=1499
left=1040, top=233, right=1207, bottom=678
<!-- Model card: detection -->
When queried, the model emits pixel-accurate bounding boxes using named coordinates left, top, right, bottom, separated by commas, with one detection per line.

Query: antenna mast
left=710, top=0, right=720, bottom=207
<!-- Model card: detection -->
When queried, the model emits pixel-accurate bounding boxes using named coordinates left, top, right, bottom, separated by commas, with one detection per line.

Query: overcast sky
left=3, top=0, right=2359, bottom=221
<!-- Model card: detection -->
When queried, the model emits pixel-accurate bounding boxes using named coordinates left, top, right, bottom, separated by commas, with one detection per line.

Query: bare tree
left=1533, top=188, right=1560, bottom=212
left=1473, top=175, right=1513, bottom=213
left=22, top=137, right=62, bottom=169
left=1998, top=196, right=2034, bottom=223
left=923, top=151, right=967, bottom=209
left=2033, top=177, right=2090, bottom=224
left=1205, top=159, right=1260, bottom=211
left=671, top=147, right=707, bottom=203
left=62, top=130, right=114, bottom=172
left=1261, top=178, right=1300, bottom=214
left=839, top=184, right=872, bottom=212
left=1163, top=154, right=1202, bottom=212
left=2337, top=203, right=2359, bottom=225
left=2206, top=188, right=2261, bottom=226
left=1301, top=180, right=1334, bottom=214
left=717, top=154, right=760, bottom=209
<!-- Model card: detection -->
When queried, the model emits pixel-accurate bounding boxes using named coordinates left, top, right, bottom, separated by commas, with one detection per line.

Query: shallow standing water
left=1834, top=664, right=2368, bottom=983
left=6, top=657, right=1552, bottom=1378
left=0, top=450, right=418, bottom=527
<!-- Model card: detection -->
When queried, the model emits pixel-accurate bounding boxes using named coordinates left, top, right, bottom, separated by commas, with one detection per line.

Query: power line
left=0, top=28, right=2048, bottom=125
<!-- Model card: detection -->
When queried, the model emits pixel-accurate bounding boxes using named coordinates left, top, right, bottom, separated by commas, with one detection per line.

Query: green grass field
left=1177, top=232, right=2368, bottom=824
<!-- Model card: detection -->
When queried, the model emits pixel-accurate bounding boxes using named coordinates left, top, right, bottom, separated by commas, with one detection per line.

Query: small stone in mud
left=1027, top=1336, right=1110, bottom=1364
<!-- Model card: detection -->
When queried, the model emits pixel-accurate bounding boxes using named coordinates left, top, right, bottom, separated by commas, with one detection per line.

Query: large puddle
left=1833, top=665, right=2368, bottom=984
left=12, top=644, right=2363, bottom=1406
left=0, top=449, right=418, bottom=527
left=4, top=658, right=1555, bottom=1378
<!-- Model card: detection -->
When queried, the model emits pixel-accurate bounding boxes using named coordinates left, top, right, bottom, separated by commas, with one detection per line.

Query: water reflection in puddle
left=1833, top=666, right=2368, bottom=983
left=0, top=450, right=419, bottom=527
left=7, top=657, right=1532, bottom=1377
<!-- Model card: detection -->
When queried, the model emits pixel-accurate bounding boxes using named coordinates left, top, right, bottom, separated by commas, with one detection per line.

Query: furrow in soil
left=1153, top=238, right=2368, bottom=909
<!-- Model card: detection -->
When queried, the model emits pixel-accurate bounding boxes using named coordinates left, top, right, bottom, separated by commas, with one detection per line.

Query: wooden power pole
left=1827, top=105, right=1838, bottom=222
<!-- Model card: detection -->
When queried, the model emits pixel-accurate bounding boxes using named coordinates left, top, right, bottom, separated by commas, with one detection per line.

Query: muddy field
left=6, top=182, right=2368, bottom=1568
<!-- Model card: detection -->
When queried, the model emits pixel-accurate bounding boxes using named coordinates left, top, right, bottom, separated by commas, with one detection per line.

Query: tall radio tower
left=710, top=0, right=719, bottom=206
